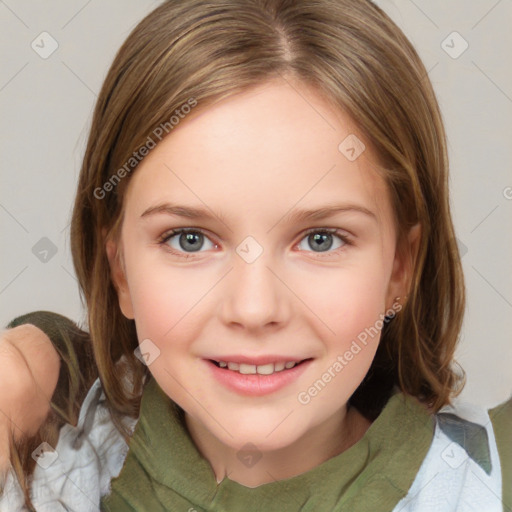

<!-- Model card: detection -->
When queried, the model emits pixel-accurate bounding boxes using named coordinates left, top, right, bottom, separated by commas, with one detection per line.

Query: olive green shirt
left=101, top=375, right=435, bottom=511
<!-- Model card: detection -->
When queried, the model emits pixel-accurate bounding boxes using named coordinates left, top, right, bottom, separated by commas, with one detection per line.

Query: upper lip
left=206, top=355, right=311, bottom=365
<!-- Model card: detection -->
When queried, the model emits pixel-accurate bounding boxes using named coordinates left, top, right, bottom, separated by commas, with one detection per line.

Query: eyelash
left=157, top=227, right=353, bottom=259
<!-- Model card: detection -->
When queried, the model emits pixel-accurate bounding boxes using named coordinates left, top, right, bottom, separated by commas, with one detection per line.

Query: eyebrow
left=140, top=202, right=377, bottom=224
left=280, top=204, right=377, bottom=224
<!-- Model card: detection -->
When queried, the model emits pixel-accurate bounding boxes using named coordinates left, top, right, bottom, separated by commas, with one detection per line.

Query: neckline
left=114, top=376, right=435, bottom=511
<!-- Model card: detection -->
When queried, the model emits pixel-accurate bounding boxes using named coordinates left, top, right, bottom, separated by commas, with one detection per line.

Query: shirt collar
left=107, top=376, right=434, bottom=511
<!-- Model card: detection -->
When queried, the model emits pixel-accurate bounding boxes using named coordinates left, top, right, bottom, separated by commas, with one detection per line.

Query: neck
left=184, top=404, right=372, bottom=488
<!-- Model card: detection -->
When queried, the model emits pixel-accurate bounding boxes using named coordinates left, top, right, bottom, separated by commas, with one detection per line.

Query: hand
left=0, top=324, right=60, bottom=473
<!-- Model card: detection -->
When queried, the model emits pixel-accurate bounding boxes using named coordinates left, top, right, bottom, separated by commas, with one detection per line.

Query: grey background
left=1, top=1, right=511, bottom=408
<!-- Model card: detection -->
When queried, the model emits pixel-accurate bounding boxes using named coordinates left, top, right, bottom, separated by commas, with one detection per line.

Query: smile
left=211, top=360, right=307, bottom=375
left=205, top=358, right=313, bottom=396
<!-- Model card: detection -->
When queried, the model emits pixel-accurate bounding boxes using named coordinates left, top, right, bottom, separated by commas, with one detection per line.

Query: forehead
left=124, top=78, right=393, bottom=231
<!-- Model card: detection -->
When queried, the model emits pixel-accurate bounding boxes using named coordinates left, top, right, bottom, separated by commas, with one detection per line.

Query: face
left=108, top=77, right=415, bottom=453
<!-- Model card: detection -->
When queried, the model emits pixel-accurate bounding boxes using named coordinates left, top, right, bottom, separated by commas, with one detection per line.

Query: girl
left=0, top=0, right=510, bottom=510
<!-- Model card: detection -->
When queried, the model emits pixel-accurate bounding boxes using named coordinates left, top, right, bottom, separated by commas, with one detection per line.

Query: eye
left=296, top=228, right=351, bottom=254
left=158, top=227, right=352, bottom=259
left=158, top=228, right=216, bottom=256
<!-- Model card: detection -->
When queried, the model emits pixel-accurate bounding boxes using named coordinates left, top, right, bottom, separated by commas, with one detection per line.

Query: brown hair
left=75, top=0, right=466, bottom=430
left=11, top=0, right=467, bottom=507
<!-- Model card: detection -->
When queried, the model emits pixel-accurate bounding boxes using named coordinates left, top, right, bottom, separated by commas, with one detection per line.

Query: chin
left=212, top=422, right=304, bottom=452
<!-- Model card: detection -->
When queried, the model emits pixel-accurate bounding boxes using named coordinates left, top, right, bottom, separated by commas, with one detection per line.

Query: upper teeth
left=218, top=361, right=298, bottom=374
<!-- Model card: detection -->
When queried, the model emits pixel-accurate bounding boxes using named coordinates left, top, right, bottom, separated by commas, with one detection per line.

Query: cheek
left=125, top=255, right=209, bottom=340
left=295, top=259, right=390, bottom=336
left=299, top=267, right=388, bottom=401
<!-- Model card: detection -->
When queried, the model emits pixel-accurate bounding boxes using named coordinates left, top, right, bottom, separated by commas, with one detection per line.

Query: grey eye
left=166, top=230, right=215, bottom=253
left=297, top=232, right=345, bottom=252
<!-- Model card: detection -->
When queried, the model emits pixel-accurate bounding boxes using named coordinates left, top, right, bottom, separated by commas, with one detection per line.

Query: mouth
left=208, top=358, right=313, bottom=375
left=205, top=357, right=314, bottom=396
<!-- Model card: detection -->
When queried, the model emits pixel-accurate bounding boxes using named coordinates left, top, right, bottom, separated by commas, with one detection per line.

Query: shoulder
left=392, top=395, right=506, bottom=512
left=488, top=395, right=512, bottom=511
left=0, top=377, right=139, bottom=512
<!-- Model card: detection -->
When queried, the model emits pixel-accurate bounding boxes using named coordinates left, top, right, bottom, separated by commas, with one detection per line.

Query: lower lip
left=205, top=359, right=313, bottom=396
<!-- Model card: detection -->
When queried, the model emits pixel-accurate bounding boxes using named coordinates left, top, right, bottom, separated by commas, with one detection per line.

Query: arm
left=0, top=312, right=98, bottom=507
left=0, top=324, right=60, bottom=473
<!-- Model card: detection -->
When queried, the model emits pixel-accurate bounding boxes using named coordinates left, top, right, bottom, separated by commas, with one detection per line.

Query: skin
left=0, top=324, right=60, bottom=474
left=106, top=76, right=421, bottom=487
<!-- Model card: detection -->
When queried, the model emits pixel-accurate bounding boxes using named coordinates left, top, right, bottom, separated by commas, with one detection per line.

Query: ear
left=386, top=223, right=422, bottom=309
left=105, top=236, right=135, bottom=320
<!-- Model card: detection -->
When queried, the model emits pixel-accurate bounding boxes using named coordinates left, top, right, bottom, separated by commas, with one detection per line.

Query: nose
left=218, top=250, right=290, bottom=332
